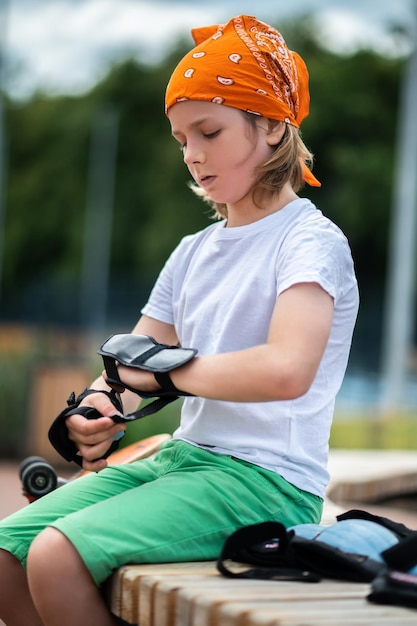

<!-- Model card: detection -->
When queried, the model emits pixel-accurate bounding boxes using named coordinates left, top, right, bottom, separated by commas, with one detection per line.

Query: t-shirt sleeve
left=140, top=229, right=204, bottom=325
left=276, top=221, right=355, bottom=304
left=140, top=247, right=177, bottom=325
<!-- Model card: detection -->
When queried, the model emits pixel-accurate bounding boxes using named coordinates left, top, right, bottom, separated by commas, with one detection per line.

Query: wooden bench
left=107, top=561, right=417, bottom=625
left=106, top=449, right=417, bottom=625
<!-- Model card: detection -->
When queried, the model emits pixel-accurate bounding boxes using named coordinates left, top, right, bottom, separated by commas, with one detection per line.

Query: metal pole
left=0, top=0, right=10, bottom=309
left=79, top=104, right=119, bottom=333
left=380, top=26, right=417, bottom=411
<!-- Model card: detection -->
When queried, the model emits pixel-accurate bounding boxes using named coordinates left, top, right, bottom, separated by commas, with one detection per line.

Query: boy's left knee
left=27, top=527, right=80, bottom=584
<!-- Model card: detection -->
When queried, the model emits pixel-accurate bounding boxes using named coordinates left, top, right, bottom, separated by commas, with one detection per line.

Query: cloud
left=2, top=0, right=414, bottom=99
left=4, top=0, right=213, bottom=97
left=314, top=8, right=414, bottom=57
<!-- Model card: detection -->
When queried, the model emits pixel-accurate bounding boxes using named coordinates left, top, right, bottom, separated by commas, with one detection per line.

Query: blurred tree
left=282, top=18, right=401, bottom=282
left=279, top=18, right=404, bottom=369
left=90, top=52, right=208, bottom=276
left=0, top=19, right=406, bottom=363
left=3, top=94, right=92, bottom=321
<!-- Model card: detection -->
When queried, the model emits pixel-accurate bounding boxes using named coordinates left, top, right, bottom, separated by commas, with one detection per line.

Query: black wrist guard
left=48, top=335, right=197, bottom=465
left=98, top=333, right=197, bottom=410
left=48, top=388, right=124, bottom=466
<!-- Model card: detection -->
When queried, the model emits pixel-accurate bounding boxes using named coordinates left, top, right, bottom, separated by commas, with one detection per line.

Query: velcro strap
left=382, top=534, right=417, bottom=572
left=154, top=371, right=182, bottom=394
left=337, top=509, right=415, bottom=540
left=368, top=570, right=417, bottom=609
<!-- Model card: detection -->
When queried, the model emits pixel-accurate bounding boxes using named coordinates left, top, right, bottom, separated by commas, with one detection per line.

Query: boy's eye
left=204, top=130, right=220, bottom=139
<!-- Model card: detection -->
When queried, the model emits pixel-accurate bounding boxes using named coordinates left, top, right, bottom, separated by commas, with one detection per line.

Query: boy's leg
left=51, top=441, right=322, bottom=585
left=27, top=528, right=118, bottom=626
left=0, top=446, right=161, bottom=569
left=0, top=549, right=43, bottom=626
left=0, top=450, right=160, bottom=624
left=0, top=440, right=321, bottom=622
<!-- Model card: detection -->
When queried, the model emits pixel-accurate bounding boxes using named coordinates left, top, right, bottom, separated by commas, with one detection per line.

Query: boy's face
left=169, top=100, right=278, bottom=212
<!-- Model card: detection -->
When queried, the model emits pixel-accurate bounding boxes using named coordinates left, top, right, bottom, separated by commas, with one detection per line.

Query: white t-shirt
left=142, top=198, right=359, bottom=497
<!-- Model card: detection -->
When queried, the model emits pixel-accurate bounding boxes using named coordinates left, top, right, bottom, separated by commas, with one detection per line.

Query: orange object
left=165, top=15, right=320, bottom=186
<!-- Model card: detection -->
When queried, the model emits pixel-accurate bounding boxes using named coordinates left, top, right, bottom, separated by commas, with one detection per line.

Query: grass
left=120, top=403, right=417, bottom=452
left=330, top=411, right=417, bottom=450
left=2, top=324, right=415, bottom=456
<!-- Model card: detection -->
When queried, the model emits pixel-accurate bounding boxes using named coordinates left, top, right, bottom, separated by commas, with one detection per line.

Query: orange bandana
left=165, top=15, right=320, bottom=187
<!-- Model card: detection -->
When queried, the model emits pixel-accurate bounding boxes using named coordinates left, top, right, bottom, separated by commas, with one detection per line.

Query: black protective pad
left=98, top=334, right=197, bottom=373
left=381, top=533, right=417, bottom=572
left=217, top=521, right=320, bottom=582
left=98, top=334, right=197, bottom=399
left=48, top=336, right=198, bottom=465
left=48, top=389, right=124, bottom=466
left=217, top=519, right=385, bottom=584
left=368, top=570, right=417, bottom=609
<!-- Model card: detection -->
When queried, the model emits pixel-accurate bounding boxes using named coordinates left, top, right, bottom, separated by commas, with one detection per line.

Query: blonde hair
left=190, top=114, right=314, bottom=220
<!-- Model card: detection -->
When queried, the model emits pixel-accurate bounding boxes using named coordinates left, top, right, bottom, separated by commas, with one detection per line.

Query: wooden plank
left=216, top=598, right=417, bottom=626
left=108, top=561, right=417, bottom=626
left=276, top=615, right=417, bottom=626
left=106, top=449, right=417, bottom=625
left=327, top=450, right=417, bottom=507
left=258, top=602, right=417, bottom=626
left=108, top=562, right=217, bottom=624
left=188, top=580, right=370, bottom=626
left=142, top=572, right=223, bottom=626
left=148, top=569, right=318, bottom=626
left=154, top=576, right=282, bottom=626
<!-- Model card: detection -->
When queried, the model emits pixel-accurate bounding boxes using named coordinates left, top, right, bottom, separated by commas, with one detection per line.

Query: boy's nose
left=183, top=144, right=204, bottom=165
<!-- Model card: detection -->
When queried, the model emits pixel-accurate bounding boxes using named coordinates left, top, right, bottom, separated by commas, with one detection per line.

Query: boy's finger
left=81, top=457, right=108, bottom=472
left=67, top=413, right=117, bottom=434
left=66, top=415, right=125, bottom=449
left=77, top=438, right=115, bottom=462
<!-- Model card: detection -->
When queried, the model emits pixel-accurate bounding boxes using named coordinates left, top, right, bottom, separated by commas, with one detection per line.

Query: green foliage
left=330, top=413, right=417, bottom=450
left=0, top=352, right=34, bottom=457
left=308, top=50, right=400, bottom=282
left=0, top=22, right=411, bottom=455
left=0, top=18, right=407, bottom=332
left=4, top=96, right=92, bottom=291
left=281, top=19, right=401, bottom=283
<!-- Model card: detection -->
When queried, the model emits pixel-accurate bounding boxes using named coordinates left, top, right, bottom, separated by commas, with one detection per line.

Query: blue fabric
left=290, top=519, right=400, bottom=564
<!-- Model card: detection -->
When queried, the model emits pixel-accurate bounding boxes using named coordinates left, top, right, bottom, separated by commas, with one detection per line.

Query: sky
left=0, top=0, right=415, bottom=99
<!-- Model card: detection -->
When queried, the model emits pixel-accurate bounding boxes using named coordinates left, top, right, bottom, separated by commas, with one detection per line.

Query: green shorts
left=0, top=440, right=322, bottom=585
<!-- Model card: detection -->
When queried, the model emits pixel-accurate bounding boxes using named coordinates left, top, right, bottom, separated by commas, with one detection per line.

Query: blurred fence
left=0, top=324, right=96, bottom=460
left=0, top=323, right=181, bottom=462
left=0, top=323, right=416, bottom=461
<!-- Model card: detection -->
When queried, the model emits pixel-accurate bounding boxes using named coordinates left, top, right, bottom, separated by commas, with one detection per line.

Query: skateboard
left=19, top=433, right=172, bottom=503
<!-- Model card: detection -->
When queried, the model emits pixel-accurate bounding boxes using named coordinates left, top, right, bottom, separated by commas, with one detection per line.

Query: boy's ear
left=266, top=120, right=286, bottom=146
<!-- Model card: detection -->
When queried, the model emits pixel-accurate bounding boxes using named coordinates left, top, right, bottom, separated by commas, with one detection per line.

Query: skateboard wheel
left=20, top=456, right=58, bottom=499
left=19, top=456, right=46, bottom=479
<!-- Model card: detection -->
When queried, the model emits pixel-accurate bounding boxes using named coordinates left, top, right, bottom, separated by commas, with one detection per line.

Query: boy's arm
left=118, top=282, right=334, bottom=402
left=64, top=316, right=178, bottom=472
left=65, top=284, right=332, bottom=471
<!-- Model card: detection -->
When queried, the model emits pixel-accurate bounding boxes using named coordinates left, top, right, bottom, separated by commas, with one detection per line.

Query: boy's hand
left=66, top=392, right=126, bottom=472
